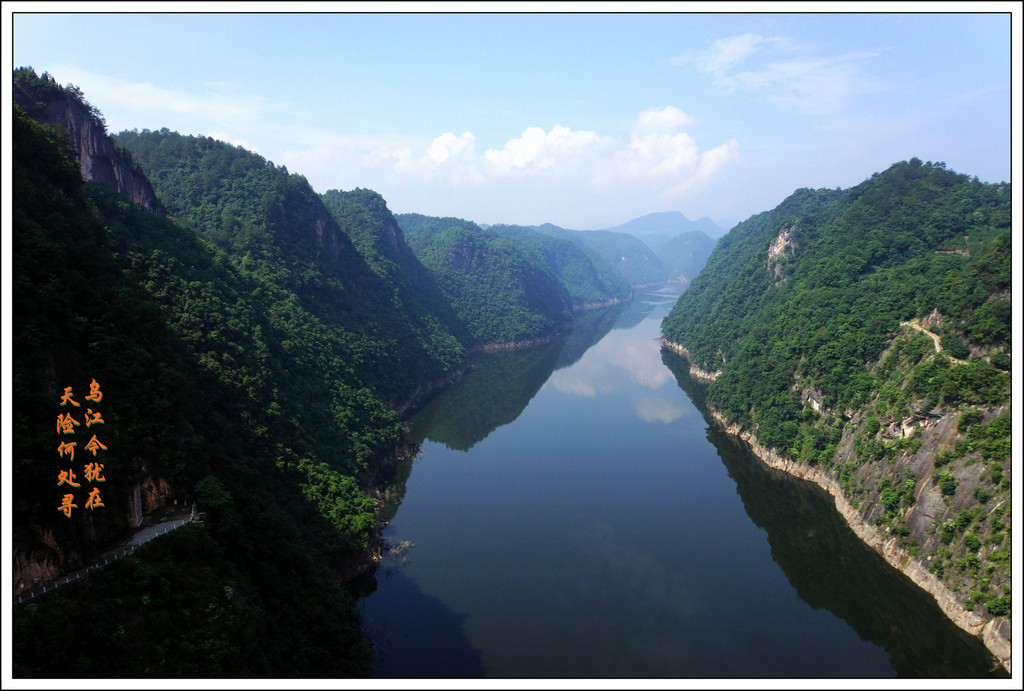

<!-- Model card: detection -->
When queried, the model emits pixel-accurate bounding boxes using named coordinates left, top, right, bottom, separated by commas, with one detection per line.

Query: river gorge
left=357, top=286, right=1005, bottom=678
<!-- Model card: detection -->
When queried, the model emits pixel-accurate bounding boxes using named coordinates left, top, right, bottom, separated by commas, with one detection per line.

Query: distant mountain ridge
left=606, top=211, right=725, bottom=239
left=533, top=223, right=668, bottom=286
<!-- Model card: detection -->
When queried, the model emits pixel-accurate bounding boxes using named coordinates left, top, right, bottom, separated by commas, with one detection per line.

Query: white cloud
left=483, top=125, right=611, bottom=173
left=692, top=34, right=889, bottom=116
left=48, top=64, right=262, bottom=134
left=634, top=105, right=695, bottom=135
left=632, top=396, right=689, bottom=425
left=611, top=107, right=740, bottom=195
left=50, top=66, right=740, bottom=224
left=427, top=131, right=476, bottom=165
left=297, top=112, right=736, bottom=202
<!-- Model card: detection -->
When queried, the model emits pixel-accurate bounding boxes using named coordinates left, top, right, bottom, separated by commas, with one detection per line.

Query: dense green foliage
left=113, top=129, right=464, bottom=405
left=419, top=225, right=574, bottom=345
left=396, top=213, right=575, bottom=346
left=488, top=223, right=631, bottom=306
left=655, top=230, right=717, bottom=282
left=14, top=69, right=470, bottom=675
left=662, top=159, right=1012, bottom=624
left=663, top=160, right=1010, bottom=453
left=535, top=223, right=668, bottom=286
left=12, top=105, right=193, bottom=548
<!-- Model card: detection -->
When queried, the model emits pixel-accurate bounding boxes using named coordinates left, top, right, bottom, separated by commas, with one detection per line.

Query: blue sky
left=7, top=5, right=1018, bottom=230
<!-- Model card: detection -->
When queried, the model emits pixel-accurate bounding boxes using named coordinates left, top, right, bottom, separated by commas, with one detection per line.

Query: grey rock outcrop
left=14, top=78, right=165, bottom=216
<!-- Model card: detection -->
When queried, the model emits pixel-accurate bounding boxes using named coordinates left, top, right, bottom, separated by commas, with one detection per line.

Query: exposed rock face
left=767, top=224, right=797, bottom=284
left=661, top=339, right=720, bottom=382
left=14, top=82, right=165, bottom=216
left=12, top=527, right=79, bottom=596
left=140, top=476, right=176, bottom=513
left=707, top=407, right=1011, bottom=673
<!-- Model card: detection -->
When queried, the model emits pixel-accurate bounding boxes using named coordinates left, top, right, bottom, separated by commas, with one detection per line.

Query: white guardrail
left=14, top=503, right=197, bottom=606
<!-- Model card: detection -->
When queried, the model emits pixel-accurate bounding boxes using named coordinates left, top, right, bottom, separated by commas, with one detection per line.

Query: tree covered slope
left=13, top=100, right=378, bottom=676
left=12, top=67, right=459, bottom=676
left=535, top=223, right=668, bottom=286
left=662, top=159, right=1012, bottom=649
left=487, top=223, right=632, bottom=306
left=395, top=213, right=577, bottom=346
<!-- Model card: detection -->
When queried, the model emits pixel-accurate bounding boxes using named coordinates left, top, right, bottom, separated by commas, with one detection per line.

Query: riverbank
left=661, top=341, right=1011, bottom=673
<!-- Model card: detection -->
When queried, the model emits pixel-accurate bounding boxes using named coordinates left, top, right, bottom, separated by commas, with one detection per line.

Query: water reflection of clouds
left=545, top=325, right=685, bottom=424
left=547, top=328, right=672, bottom=396
left=632, top=395, right=689, bottom=424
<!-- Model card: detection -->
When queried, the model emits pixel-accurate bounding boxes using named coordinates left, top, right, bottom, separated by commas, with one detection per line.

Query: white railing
left=14, top=505, right=198, bottom=606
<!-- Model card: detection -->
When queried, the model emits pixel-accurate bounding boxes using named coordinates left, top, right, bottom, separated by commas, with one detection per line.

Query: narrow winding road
left=901, top=320, right=966, bottom=364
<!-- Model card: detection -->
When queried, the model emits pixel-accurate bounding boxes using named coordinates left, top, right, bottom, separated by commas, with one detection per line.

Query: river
left=357, top=285, right=1002, bottom=679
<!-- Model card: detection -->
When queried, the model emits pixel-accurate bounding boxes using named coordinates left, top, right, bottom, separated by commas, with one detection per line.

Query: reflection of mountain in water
left=408, top=303, right=626, bottom=452
left=360, top=568, right=488, bottom=678
left=552, top=302, right=628, bottom=370
left=666, top=354, right=1005, bottom=678
left=612, top=285, right=683, bottom=332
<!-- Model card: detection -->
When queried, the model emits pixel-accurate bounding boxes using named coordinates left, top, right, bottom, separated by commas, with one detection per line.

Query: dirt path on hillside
left=901, top=320, right=966, bottom=364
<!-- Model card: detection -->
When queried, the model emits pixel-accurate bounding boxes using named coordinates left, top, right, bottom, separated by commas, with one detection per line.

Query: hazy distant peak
left=605, top=212, right=725, bottom=238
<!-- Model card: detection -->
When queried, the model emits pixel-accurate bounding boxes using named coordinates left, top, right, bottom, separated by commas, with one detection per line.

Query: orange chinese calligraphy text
left=84, top=408, right=104, bottom=427
left=56, top=412, right=80, bottom=434
left=83, top=462, right=106, bottom=483
left=84, top=435, right=107, bottom=456
left=59, top=386, right=81, bottom=407
left=85, top=487, right=104, bottom=509
left=57, top=468, right=82, bottom=487
left=58, top=493, right=77, bottom=517
left=57, top=440, right=77, bottom=461
left=85, top=378, right=103, bottom=402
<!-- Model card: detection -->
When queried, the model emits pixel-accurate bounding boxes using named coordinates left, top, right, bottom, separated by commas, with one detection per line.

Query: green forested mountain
left=13, top=100, right=381, bottom=675
left=395, top=213, right=576, bottom=346
left=534, top=223, right=668, bottom=286
left=654, top=230, right=717, bottom=282
left=112, top=129, right=466, bottom=406
left=11, top=67, right=467, bottom=676
left=487, top=223, right=632, bottom=306
left=662, top=159, right=1011, bottom=633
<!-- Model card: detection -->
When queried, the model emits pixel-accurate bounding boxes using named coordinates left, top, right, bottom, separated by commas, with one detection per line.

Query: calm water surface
left=358, top=286, right=1001, bottom=678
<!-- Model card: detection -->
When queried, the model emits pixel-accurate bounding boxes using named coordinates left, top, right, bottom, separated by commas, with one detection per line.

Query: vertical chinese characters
left=56, top=379, right=107, bottom=517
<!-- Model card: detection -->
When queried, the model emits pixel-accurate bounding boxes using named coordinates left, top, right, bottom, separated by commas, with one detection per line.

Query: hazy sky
left=8, top=5, right=1017, bottom=230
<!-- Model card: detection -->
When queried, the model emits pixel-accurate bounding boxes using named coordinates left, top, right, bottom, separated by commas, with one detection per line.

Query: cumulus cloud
left=612, top=106, right=740, bottom=195
left=349, top=112, right=736, bottom=199
left=427, top=131, right=477, bottom=165
left=483, top=125, right=611, bottom=173
left=634, top=105, right=695, bottom=135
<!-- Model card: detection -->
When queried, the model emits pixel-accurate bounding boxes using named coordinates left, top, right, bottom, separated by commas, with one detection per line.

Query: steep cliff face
left=13, top=69, right=165, bottom=215
left=699, top=403, right=1011, bottom=673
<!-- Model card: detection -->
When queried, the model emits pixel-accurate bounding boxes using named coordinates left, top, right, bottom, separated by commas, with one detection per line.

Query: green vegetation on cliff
left=396, top=213, right=575, bottom=346
left=13, top=68, right=453, bottom=676
left=662, top=159, right=1011, bottom=628
left=488, top=223, right=632, bottom=307
left=535, top=223, right=668, bottom=286
left=113, top=129, right=464, bottom=405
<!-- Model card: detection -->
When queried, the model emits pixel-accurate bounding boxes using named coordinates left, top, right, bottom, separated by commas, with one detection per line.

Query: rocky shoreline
left=659, top=339, right=1011, bottom=675
left=661, top=334, right=1011, bottom=673
left=706, top=409, right=1011, bottom=673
